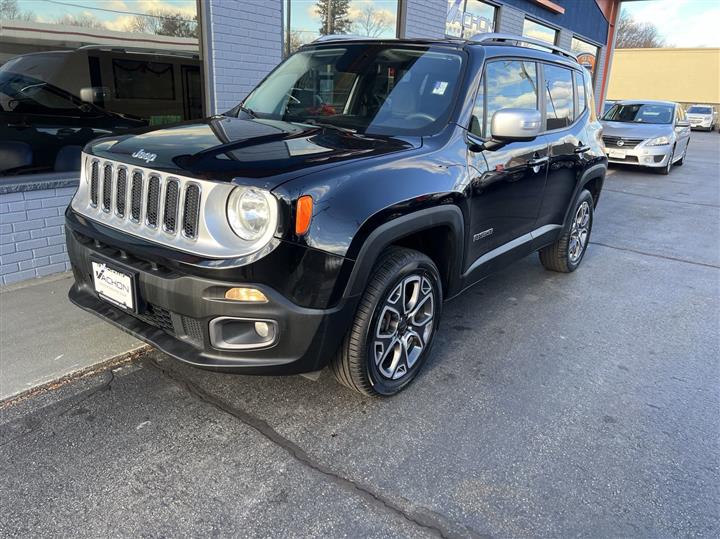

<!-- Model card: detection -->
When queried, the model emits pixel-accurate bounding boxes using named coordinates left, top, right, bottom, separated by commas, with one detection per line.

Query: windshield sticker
left=432, top=81, right=448, bottom=95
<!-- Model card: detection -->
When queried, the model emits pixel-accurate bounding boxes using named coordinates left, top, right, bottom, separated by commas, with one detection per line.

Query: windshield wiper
left=300, top=119, right=357, bottom=134
left=234, top=104, right=256, bottom=118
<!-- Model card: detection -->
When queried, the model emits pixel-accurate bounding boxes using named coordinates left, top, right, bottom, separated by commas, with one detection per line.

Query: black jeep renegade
left=66, top=34, right=607, bottom=396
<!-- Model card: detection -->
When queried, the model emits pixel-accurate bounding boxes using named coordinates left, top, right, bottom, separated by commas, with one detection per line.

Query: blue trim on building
left=499, top=0, right=608, bottom=45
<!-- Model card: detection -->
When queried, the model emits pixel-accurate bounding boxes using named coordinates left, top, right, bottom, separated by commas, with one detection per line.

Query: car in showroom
left=65, top=34, right=607, bottom=396
left=685, top=104, right=717, bottom=131
left=600, top=100, right=691, bottom=175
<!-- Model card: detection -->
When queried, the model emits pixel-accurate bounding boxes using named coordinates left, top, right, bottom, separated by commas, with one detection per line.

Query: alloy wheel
left=568, top=201, right=591, bottom=263
left=372, top=274, right=435, bottom=380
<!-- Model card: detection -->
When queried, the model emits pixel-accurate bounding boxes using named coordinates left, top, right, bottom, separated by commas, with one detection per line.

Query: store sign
left=446, top=0, right=494, bottom=38
left=577, top=52, right=596, bottom=75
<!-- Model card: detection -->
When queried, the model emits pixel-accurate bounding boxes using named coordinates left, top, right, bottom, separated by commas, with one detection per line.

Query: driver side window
left=469, top=60, right=539, bottom=138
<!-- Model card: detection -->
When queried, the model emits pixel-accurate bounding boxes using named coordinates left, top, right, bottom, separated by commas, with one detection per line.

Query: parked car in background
left=602, top=100, right=615, bottom=116
left=65, top=34, right=607, bottom=396
left=685, top=104, right=717, bottom=131
left=600, top=100, right=691, bottom=175
left=0, top=47, right=202, bottom=177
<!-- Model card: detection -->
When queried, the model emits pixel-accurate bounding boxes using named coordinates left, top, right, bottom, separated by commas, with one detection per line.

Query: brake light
left=295, top=195, right=313, bottom=235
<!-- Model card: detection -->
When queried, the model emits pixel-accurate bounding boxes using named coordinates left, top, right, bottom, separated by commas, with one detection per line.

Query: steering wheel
left=405, top=112, right=435, bottom=123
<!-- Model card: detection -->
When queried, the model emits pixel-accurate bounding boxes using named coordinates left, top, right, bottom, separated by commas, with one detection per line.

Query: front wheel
left=330, top=247, right=442, bottom=397
left=656, top=146, right=675, bottom=175
left=539, top=190, right=594, bottom=273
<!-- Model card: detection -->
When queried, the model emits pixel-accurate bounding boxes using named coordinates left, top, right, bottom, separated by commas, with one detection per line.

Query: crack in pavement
left=147, top=358, right=489, bottom=539
left=590, top=241, right=720, bottom=269
left=603, top=188, right=720, bottom=208
left=0, top=370, right=115, bottom=448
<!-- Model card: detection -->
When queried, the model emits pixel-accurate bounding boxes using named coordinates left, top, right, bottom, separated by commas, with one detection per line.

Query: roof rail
left=469, top=32, right=577, bottom=60
left=313, top=34, right=378, bottom=43
left=75, top=44, right=199, bottom=59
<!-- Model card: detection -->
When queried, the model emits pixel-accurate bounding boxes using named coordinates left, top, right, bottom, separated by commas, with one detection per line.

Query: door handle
left=574, top=144, right=591, bottom=154
left=527, top=155, right=549, bottom=166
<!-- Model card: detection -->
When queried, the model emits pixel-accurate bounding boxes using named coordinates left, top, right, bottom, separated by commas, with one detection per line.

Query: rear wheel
left=539, top=190, right=594, bottom=273
left=330, top=247, right=442, bottom=397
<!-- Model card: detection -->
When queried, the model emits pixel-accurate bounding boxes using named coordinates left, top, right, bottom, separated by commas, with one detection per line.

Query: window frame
left=468, top=57, right=591, bottom=139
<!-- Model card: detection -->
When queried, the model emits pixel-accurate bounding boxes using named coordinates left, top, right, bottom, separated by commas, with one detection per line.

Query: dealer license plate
left=607, top=149, right=626, bottom=159
left=92, top=261, right=135, bottom=311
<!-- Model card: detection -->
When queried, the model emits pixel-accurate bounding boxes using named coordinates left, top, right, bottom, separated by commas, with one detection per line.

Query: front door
left=466, top=59, right=549, bottom=267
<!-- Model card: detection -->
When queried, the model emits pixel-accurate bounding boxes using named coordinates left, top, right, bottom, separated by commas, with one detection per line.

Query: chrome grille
left=146, top=175, right=161, bottom=227
left=602, top=136, right=644, bottom=148
left=116, top=168, right=127, bottom=217
left=73, top=154, right=269, bottom=259
left=183, top=184, right=200, bottom=239
left=90, top=162, right=99, bottom=206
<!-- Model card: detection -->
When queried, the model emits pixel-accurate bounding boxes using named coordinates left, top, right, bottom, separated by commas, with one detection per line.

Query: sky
left=15, top=0, right=197, bottom=30
left=621, top=0, right=720, bottom=48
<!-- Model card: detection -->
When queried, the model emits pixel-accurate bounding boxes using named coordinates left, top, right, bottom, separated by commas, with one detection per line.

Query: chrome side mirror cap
left=491, top=108, right=542, bottom=141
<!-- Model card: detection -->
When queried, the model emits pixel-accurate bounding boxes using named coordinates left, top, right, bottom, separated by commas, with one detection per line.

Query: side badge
left=473, top=228, right=494, bottom=242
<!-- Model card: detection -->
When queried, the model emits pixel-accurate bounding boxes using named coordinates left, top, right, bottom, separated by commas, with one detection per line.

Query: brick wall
left=497, top=4, right=524, bottom=35
left=204, top=0, right=283, bottom=113
left=0, top=186, right=75, bottom=285
left=403, top=0, right=446, bottom=38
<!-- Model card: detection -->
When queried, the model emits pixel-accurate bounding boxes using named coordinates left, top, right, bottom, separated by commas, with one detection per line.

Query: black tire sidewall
left=364, top=258, right=442, bottom=396
left=566, top=190, right=594, bottom=271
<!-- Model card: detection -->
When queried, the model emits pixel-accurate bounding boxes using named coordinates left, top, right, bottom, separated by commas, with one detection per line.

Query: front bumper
left=604, top=144, right=673, bottom=168
left=66, top=213, right=357, bottom=375
left=689, top=118, right=712, bottom=129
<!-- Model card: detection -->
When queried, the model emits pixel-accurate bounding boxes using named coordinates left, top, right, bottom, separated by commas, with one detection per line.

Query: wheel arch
left=562, top=163, right=606, bottom=230
left=343, top=205, right=465, bottom=300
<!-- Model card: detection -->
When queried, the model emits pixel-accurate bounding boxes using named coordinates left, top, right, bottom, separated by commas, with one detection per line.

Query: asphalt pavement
left=1, top=131, right=718, bottom=538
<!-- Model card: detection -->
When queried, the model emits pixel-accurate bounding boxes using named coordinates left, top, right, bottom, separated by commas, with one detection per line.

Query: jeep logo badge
left=131, top=149, right=157, bottom=164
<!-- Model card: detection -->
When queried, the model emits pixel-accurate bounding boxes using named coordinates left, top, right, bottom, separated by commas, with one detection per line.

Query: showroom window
left=445, top=0, right=496, bottom=39
left=284, top=0, right=401, bottom=56
left=522, top=18, right=558, bottom=45
left=0, top=0, right=204, bottom=178
left=571, top=37, right=600, bottom=81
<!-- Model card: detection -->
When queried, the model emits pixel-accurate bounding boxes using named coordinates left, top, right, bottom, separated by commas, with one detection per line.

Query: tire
left=330, top=247, right=442, bottom=397
left=538, top=189, right=594, bottom=273
left=656, top=145, right=675, bottom=175
left=675, top=144, right=686, bottom=166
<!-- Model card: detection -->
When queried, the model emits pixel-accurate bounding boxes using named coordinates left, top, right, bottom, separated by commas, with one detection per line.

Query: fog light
left=225, top=287, right=268, bottom=302
left=255, top=321, right=270, bottom=338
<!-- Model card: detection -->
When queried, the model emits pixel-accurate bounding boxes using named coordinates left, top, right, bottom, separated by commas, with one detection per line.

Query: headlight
left=227, top=187, right=277, bottom=242
left=646, top=135, right=671, bottom=146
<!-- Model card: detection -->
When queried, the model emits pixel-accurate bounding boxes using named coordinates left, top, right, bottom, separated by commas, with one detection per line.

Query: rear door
left=466, top=58, right=549, bottom=265
left=536, top=63, right=591, bottom=229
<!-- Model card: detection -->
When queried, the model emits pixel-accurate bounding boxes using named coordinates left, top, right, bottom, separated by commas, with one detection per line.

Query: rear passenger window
left=483, top=60, right=538, bottom=137
left=574, top=71, right=586, bottom=116
left=544, top=64, right=574, bottom=130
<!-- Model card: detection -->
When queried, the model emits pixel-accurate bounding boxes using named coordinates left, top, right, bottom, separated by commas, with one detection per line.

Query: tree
left=352, top=6, right=391, bottom=38
left=0, top=0, right=35, bottom=21
left=288, top=30, right=309, bottom=54
left=55, top=13, right=105, bottom=28
left=124, top=10, right=198, bottom=38
left=616, top=11, right=665, bottom=48
left=316, top=0, right=351, bottom=35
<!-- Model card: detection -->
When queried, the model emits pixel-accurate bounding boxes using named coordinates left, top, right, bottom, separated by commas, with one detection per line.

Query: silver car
left=686, top=104, right=717, bottom=131
left=600, top=100, right=691, bottom=175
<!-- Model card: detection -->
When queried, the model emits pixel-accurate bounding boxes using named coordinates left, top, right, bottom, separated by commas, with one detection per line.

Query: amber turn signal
left=295, top=195, right=313, bottom=236
left=224, top=287, right=268, bottom=302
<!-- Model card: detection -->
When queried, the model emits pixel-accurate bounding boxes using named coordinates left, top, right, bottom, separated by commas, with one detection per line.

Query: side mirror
left=79, top=87, right=110, bottom=104
left=491, top=108, right=542, bottom=141
left=676, top=120, right=690, bottom=128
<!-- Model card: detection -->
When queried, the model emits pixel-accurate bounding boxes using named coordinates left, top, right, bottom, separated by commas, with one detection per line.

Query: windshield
left=0, top=71, right=89, bottom=114
left=241, top=44, right=464, bottom=136
left=602, top=103, right=674, bottom=124
left=687, top=106, right=712, bottom=114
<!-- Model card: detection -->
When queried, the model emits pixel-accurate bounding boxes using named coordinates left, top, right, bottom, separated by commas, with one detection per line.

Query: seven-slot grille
left=88, top=160, right=200, bottom=239
left=602, top=135, right=645, bottom=148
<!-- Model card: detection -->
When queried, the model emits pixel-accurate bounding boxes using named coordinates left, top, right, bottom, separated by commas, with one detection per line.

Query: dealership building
left=0, top=0, right=621, bottom=284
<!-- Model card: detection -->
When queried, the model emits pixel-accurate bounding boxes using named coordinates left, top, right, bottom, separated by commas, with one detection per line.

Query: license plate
left=92, top=261, right=135, bottom=311
left=607, top=149, right=626, bottom=159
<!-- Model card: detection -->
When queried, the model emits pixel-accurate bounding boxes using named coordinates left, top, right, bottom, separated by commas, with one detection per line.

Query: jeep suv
left=65, top=34, right=607, bottom=396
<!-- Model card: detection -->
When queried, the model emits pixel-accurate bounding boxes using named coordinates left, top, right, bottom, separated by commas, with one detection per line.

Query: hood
left=85, top=116, right=418, bottom=188
left=599, top=121, right=673, bottom=140
left=686, top=112, right=712, bottom=119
